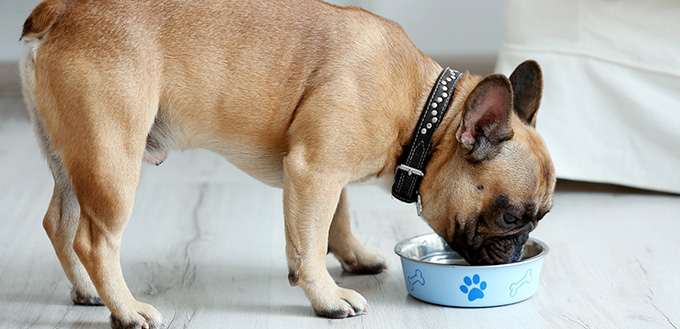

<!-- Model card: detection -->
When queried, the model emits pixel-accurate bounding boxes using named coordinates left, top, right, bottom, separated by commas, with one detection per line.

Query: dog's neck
left=398, top=69, right=477, bottom=161
left=387, top=68, right=476, bottom=168
left=373, top=65, right=480, bottom=204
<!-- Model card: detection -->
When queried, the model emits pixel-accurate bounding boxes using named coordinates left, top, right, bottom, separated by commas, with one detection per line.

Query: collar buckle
left=396, top=164, right=425, bottom=177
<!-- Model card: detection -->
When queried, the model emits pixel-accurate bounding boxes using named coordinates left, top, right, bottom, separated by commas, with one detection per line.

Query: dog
left=20, top=0, right=555, bottom=327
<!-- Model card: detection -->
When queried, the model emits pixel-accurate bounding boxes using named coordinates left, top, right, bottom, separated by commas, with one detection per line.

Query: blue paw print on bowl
left=459, top=274, right=487, bottom=301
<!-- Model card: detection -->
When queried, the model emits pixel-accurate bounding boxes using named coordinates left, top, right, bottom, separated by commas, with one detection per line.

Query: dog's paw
left=336, top=246, right=388, bottom=275
left=71, top=288, right=104, bottom=306
left=109, top=302, right=166, bottom=329
left=310, top=286, right=368, bottom=318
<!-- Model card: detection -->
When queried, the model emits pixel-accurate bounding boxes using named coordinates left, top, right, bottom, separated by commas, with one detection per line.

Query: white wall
left=0, top=0, right=40, bottom=63
left=325, top=0, right=506, bottom=58
left=0, top=0, right=505, bottom=63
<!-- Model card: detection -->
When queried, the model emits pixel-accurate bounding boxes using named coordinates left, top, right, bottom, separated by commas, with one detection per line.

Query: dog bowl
left=394, top=233, right=548, bottom=307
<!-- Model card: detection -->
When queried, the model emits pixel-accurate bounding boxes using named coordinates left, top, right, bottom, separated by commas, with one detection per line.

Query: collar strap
left=391, top=67, right=463, bottom=213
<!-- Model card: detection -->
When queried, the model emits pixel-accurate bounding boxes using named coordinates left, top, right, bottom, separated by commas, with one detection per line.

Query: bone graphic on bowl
left=509, top=269, right=533, bottom=297
left=408, top=269, right=425, bottom=291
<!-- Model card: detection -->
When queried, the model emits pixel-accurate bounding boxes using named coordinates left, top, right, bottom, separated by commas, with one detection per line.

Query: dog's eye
left=503, top=213, right=519, bottom=224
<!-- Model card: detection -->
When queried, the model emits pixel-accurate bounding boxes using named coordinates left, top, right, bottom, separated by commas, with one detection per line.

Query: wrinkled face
left=420, top=60, right=555, bottom=265
left=422, top=116, right=555, bottom=265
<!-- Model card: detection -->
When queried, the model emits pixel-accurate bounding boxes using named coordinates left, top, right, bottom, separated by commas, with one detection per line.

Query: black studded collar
left=391, top=67, right=463, bottom=215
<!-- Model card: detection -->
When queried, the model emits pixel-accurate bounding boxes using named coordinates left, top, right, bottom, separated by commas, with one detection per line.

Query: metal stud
left=446, top=77, right=452, bottom=82
left=442, top=86, right=448, bottom=91
left=442, top=92, right=448, bottom=98
left=432, top=117, right=438, bottom=123
left=421, top=128, right=427, bottom=134
left=431, top=103, right=438, bottom=108
left=431, top=110, right=438, bottom=116
left=441, top=80, right=447, bottom=85
left=426, top=123, right=432, bottom=129
left=436, top=97, right=443, bottom=103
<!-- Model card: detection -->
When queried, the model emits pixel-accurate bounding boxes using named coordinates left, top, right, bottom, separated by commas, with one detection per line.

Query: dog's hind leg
left=60, top=99, right=164, bottom=328
left=21, top=46, right=102, bottom=305
left=39, top=122, right=105, bottom=306
left=327, top=188, right=387, bottom=274
left=30, top=60, right=165, bottom=328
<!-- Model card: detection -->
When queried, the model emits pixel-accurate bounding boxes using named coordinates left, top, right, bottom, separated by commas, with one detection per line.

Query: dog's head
left=420, top=60, right=555, bottom=265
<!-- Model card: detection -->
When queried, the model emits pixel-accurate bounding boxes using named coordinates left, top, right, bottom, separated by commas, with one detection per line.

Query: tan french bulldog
left=20, top=0, right=555, bottom=327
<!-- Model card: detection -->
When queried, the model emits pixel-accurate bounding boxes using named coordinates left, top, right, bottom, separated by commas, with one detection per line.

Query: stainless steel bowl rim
left=394, top=233, right=549, bottom=268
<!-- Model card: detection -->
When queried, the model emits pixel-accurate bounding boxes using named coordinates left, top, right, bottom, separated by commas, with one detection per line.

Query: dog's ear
left=456, top=75, right=514, bottom=162
left=509, top=60, right=543, bottom=127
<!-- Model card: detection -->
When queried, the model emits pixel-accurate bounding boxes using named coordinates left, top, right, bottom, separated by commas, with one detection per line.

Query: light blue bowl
left=394, top=233, right=548, bottom=307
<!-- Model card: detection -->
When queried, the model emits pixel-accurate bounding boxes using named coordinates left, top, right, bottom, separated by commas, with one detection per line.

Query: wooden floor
left=1, top=91, right=679, bottom=329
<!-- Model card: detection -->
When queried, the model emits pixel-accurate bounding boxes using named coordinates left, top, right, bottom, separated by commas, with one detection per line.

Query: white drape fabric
left=495, top=0, right=680, bottom=193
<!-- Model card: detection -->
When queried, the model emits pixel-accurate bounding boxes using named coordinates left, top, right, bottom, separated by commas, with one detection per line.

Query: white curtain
left=496, top=0, right=680, bottom=193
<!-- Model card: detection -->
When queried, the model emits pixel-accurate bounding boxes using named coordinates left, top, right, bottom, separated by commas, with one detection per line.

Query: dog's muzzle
left=459, top=232, right=529, bottom=265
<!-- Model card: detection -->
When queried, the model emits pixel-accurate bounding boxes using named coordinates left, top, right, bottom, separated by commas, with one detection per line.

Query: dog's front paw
left=309, top=286, right=369, bottom=318
left=335, top=246, right=388, bottom=275
left=109, top=302, right=166, bottom=329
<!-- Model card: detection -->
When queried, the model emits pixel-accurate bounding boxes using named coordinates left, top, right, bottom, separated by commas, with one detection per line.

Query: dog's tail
left=20, top=0, right=78, bottom=41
